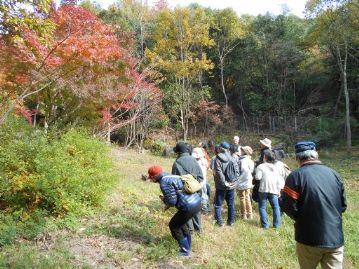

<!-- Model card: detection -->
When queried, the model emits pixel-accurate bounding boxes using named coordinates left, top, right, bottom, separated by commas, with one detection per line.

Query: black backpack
left=224, top=158, right=238, bottom=182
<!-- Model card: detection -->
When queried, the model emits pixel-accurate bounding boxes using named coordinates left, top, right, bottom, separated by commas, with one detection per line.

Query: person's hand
left=225, top=182, right=236, bottom=189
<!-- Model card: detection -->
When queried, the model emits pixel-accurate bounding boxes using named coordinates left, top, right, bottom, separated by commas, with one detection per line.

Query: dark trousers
left=186, top=211, right=202, bottom=232
left=214, top=189, right=235, bottom=225
left=169, top=204, right=201, bottom=241
left=206, top=182, right=211, bottom=199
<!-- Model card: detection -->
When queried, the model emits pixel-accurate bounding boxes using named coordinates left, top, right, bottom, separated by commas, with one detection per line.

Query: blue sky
left=95, top=0, right=308, bottom=17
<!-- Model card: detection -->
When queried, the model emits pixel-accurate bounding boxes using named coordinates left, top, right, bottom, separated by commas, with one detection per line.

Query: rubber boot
left=177, top=237, right=190, bottom=256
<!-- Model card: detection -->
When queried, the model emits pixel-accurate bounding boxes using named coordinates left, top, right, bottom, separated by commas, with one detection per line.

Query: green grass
left=0, top=147, right=358, bottom=268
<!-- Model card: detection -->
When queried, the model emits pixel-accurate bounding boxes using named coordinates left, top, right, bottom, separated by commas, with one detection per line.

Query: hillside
left=0, top=148, right=358, bottom=268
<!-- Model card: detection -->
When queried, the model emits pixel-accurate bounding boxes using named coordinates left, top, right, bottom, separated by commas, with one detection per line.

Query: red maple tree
left=0, top=5, right=161, bottom=137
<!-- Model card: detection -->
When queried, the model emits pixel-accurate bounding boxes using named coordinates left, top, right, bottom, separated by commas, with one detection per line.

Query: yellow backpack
left=180, top=174, right=202, bottom=193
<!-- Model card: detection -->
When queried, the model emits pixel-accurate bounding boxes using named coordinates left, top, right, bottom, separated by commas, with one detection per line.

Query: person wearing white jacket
left=192, top=147, right=210, bottom=214
left=236, top=146, right=255, bottom=220
left=255, top=149, right=283, bottom=229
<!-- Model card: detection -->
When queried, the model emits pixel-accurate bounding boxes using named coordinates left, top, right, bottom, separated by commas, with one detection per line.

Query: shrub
left=143, top=138, right=167, bottom=155
left=0, top=214, right=17, bottom=246
left=0, top=116, right=116, bottom=219
left=311, top=116, right=342, bottom=147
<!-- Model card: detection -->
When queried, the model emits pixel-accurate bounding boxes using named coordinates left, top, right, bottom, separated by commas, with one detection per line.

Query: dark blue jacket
left=158, top=173, right=201, bottom=211
left=280, top=162, right=347, bottom=248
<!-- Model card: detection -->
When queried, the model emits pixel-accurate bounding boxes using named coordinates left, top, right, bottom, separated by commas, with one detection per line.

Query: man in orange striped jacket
left=280, top=141, right=347, bottom=269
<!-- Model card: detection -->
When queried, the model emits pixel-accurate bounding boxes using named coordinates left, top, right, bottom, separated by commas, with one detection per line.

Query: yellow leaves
left=11, top=173, right=35, bottom=193
left=146, top=6, right=214, bottom=79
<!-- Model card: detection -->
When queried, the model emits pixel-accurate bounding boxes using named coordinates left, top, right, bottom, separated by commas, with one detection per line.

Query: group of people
left=147, top=137, right=347, bottom=269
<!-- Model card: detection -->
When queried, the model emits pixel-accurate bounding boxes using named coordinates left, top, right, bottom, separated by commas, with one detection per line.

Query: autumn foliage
left=0, top=5, right=161, bottom=136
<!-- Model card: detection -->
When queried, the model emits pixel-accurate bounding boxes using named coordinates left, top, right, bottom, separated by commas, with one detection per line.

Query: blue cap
left=295, top=141, right=316, bottom=153
left=220, top=141, right=230, bottom=149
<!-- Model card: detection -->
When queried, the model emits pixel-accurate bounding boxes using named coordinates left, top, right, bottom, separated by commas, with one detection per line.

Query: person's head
left=198, top=141, right=208, bottom=151
left=230, top=144, right=240, bottom=155
left=260, top=138, right=272, bottom=149
left=295, top=141, right=318, bottom=163
left=263, top=149, right=275, bottom=163
left=147, top=165, right=163, bottom=182
left=233, top=136, right=240, bottom=145
left=174, top=142, right=189, bottom=154
left=273, top=149, right=285, bottom=160
left=241, top=146, right=253, bottom=156
left=214, top=144, right=221, bottom=154
left=220, top=141, right=230, bottom=153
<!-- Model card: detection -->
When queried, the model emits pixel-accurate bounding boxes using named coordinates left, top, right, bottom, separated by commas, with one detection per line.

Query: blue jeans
left=258, top=192, right=281, bottom=228
left=214, top=189, right=235, bottom=225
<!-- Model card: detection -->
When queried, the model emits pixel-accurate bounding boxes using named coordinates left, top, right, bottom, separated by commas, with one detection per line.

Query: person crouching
left=148, top=165, right=201, bottom=256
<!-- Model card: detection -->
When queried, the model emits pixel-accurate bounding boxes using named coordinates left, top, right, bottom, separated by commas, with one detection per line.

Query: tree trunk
left=107, top=122, right=111, bottom=144
left=336, top=43, right=351, bottom=151
left=342, top=45, right=351, bottom=151
left=219, top=58, right=228, bottom=107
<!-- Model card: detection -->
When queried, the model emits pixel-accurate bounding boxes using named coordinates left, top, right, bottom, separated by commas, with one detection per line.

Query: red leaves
left=15, top=106, right=33, bottom=124
left=1, top=5, right=161, bottom=131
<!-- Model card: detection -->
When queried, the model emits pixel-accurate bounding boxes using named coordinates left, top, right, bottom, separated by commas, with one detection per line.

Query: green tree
left=308, top=0, right=359, bottom=150
left=99, top=0, right=153, bottom=59
left=146, top=7, right=213, bottom=140
left=209, top=8, right=244, bottom=107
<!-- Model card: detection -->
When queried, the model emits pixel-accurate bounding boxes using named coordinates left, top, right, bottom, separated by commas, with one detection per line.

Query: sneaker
left=215, top=222, right=223, bottom=227
left=177, top=250, right=190, bottom=257
left=227, top=222, right=234, bottom=226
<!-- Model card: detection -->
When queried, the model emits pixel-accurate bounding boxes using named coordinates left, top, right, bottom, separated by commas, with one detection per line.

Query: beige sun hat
left=241, top=146, right=253, bottom=156
left=259, top=138, right=272, bottom=149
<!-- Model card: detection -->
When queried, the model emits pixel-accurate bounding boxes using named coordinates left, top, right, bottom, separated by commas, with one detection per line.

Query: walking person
left=213, top=142, right=239, bottom=226
left=280, top=141, right=347, bottom=269
left=148, top=166, right=201, bottom=256
left=172, top=142, right=204, bottom=232
left=255, top=149, right=282, bottom=229
left=236, top=146, right=255, bottom=220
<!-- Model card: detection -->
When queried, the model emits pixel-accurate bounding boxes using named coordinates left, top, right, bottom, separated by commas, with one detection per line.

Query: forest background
left=0, top=0, right=358, bottom=268
left=1, top=0, right=359, bottom=149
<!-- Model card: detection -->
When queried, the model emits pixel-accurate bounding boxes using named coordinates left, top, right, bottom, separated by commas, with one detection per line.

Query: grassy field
left=0, top=148, right=358, bottom=268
